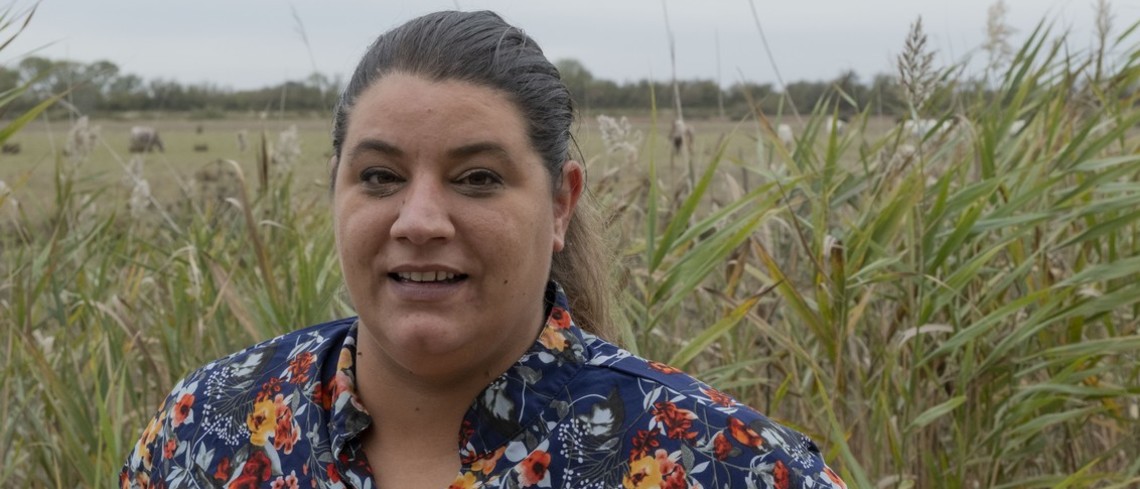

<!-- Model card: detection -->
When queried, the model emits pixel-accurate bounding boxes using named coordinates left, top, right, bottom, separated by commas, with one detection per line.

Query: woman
left=121, top=11, right=846, bottom=489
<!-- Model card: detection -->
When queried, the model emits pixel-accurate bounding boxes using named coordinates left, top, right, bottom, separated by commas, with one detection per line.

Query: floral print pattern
left=122, top=282, right=845, bottom=488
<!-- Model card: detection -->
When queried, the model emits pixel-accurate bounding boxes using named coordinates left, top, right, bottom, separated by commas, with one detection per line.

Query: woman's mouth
left=390, top=271, right=468, bottom=283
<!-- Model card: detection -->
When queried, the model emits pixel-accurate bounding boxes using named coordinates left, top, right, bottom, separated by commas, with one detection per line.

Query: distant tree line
left=3, top=56, right=915, bottom=118
left=2, top=57, right=341, bottom=116
left=555, top=59, right=909, bottom=118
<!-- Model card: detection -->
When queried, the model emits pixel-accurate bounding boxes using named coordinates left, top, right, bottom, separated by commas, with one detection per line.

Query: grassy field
left=3, top=112, right=907, bottom=220
left=4, top=20, right=1140, bottom=489
left=3, top=115, right=337, bottom=211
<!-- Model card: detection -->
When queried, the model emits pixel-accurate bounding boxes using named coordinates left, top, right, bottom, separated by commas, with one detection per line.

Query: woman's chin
left=370, top=325, right=487, bottom=377
left=397, top=327, right=472, bottom=357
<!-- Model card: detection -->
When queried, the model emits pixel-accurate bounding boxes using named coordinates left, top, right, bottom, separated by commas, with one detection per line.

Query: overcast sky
left=4, top=0, right=1137, bottom=90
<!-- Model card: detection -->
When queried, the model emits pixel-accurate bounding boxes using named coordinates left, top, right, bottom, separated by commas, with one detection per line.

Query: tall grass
left=596, top=18, right=1140, bottom=488
left=3, top=13, right=1140, bottom=489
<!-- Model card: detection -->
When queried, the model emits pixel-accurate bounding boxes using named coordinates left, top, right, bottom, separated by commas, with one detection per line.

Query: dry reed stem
left=897, top=17, right=936, bottom=112
left=983, top=0, right=1016, bottom=75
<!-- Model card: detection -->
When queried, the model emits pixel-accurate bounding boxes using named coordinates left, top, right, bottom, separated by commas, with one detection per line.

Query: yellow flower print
left=141, top=415, right=162, bottom=447
left=471, top=446, right=506, bottom=476
left=134, top=472, right=151, bottom=489
left=136, top=414, right=163, bottom=470
left=338, top=348, right=353, bottom=370
left=448, top=471, right=478, bottom=489
left=247, top=397, right=276, bottom=446
left=538, top=327, right=568, bottom=351
left=623, top=453, right=663, bottom=489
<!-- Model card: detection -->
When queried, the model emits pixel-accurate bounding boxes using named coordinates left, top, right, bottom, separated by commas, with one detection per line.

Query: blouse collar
left=327, top=281, right=590, bottom=461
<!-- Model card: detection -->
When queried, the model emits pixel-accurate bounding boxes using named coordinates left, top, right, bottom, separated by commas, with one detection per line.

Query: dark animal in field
left=193, top=143, right=209, bottom=152
left=1, top=143, right=20, bottom=155
left=129, top=126, right=165, bottom=153
left=670, top=118, right=693, bottom=155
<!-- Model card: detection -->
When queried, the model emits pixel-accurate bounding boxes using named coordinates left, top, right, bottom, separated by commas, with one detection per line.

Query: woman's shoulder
left=162, top=317, right=358, bottom=407
left=579, top=334, right=775, bottom=419
left=186, top=316, right=355, bottom=378
left=571, top=334, right=847, bottom=488
left=120, top=317, right=359, bottom=488
left=160, top=316, right=358, bottom=420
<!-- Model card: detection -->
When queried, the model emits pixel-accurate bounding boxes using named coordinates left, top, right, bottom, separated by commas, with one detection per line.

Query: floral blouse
left=121, top=283, right=847, bottom=488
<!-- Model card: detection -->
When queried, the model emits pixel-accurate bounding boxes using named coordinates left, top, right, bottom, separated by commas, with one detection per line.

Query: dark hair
left=330, top=10, right=613, bottom=338
left=332, top=11, right=571, bottom=179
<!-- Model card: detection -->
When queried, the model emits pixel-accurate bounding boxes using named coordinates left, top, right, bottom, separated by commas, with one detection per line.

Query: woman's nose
left=389, top=178, right=455, bottom=244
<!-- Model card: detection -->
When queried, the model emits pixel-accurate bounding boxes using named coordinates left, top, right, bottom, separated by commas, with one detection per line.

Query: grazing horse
left=129, top=126, right=165, bottom=153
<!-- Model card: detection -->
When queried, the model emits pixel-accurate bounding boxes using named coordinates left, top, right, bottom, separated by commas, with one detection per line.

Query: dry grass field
left=2, top=113, right=905, bottom=215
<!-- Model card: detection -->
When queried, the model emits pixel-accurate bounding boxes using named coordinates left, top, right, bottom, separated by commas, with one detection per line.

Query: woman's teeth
left=396, top=271, right=458, bottom=282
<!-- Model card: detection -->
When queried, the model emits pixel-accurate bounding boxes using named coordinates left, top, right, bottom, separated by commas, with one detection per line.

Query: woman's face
left=332, top=72, right=581, bottom=382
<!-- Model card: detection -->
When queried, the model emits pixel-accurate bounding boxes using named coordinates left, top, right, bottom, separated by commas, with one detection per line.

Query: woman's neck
left=348, top=312, right=545, bottom=486
left=352, top=333, right=498, bottom=487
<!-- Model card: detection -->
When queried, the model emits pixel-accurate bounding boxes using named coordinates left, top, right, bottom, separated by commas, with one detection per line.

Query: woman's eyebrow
left=447, top=142, right=510, bottom=162
left=348, top=138, right=403, bottom=161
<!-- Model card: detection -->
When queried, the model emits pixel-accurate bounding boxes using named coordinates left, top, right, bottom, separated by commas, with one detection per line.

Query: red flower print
left=700, top=386, right=736, bottom=407
left=214, top=457, right=232, bottom=481
left=825, top=466, right=847, bottom=488
left=227, top=475, right=260, bottom=489
left=172, top=393, right=195, bottom=427
left=270, top=472, right=300, bottom=489
left=273, top=395, right=300, bottom=454
left=244, top=450, right=273, bottom=479
left=712, top=431, right=733, bottom=460
left=629, top=428, right=662, bottom=459
left=163, top=439, right=176, bottom=460
left=229, top=451, right=272, bottom=489
left=647, top=361, right=682, bottom=375
left=311, top=381, right=331, bottom=411
left=257, top=377, right=284, bottom=402
left=548, top=306, right=571, bottom=329
left=330, top=371, right=352, bottom=401
left=773, top=460, right=790, bottom=489
left=518, top=450, right=551, bottom=487
left=287, top=352, right=315, bottom=384
left=654, top=449, right=688, bottom=489
left=326, top=463, right=341, bottom=483
left=727, top=416, right=765, bottom=449
left=459, top=418, right=476, bottom=448
left=652, top=401, right=698, bottom=441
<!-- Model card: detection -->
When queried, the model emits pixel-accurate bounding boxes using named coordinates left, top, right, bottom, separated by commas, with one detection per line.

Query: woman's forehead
left=343, top=74, right=531, bottom=150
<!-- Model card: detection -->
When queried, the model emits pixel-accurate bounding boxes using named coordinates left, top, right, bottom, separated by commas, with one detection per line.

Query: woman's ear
left=552, top=160, right=584, bottom=252
left=328, top=155, right=339, bottom=190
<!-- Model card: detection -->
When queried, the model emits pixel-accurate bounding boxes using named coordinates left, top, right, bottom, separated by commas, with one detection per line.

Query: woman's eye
left=457, top=170, right=502, bottom=189
left=361, top=168, right=401, bottom=186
